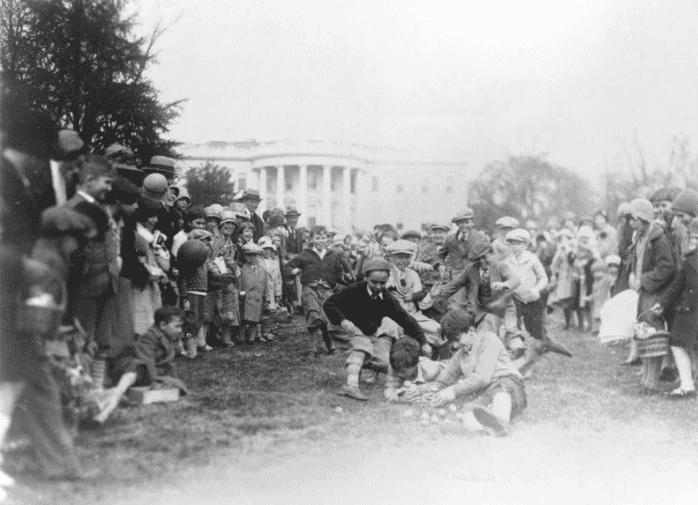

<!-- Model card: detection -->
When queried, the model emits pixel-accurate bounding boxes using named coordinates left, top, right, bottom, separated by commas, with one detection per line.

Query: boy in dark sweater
left=323, top=258, right=432, bottom=401
left=285, top=226, right=342, bottom=357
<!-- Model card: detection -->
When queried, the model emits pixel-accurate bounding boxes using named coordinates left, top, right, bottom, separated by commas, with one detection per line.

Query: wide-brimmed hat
left=467, top=239, right=493, bottom=261
left=144, top=155, right=176, bottom=178
left=242, top=189, right=263, bottom=201
left=204, top=205, right=222, bottom=219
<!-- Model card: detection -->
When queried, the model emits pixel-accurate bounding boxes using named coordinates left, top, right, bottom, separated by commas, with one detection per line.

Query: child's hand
left=239, top=291, right=246, bottom=297
left=420, top=344, right=433, bottom=358
left=430, top=387, right=456, bottom=407
left=291, top=268, right=301, bottom=276
left=183, top=300, right=191, bottom=311
left=651, top=303, right=664, bottom=315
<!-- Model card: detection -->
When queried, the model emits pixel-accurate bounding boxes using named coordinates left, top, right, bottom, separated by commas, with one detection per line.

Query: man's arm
left=438, top=266, right=471, bottom=300
left=435, top=353, right=462, bottom=389
left=498, top=261, right=521, bottom=291
left=323, top=286, right=351, bottom=325
left=283, top=251, right=305, bottom=277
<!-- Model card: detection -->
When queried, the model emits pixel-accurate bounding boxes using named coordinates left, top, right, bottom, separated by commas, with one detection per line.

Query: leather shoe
left=541, top=335, right=572, bottom=358
left=339, top=385, right=368, bottom=401
left=472, top=406, right=510, bottom=437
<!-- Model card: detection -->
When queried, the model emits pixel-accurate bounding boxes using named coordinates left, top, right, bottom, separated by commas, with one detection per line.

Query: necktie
left=371, top=293, right=380, bottom=301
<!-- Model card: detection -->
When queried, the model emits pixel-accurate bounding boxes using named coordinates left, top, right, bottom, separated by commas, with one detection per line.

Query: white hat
left=505, top=228, right=530, bottom=244
left=385, top=239, right=417, bottom=255
left=258, top=236, right=275, bottom=250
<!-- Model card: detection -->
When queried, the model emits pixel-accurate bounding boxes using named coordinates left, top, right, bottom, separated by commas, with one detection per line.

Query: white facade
left=179, top=140, right=471, bottom=233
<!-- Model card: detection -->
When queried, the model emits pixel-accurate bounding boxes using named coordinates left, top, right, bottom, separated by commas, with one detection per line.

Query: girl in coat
left=212, top=211, right=241, bottom=347
left=239, top=243, right=268, bottom=343
left=624, top=198, right=676, bottom=393
left=653, top=217, right=698, bottom=398
left=549, top=229, right=576, bottom=328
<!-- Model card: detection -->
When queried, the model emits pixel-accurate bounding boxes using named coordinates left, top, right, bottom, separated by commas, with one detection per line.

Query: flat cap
left=385, top=239, right=417, bottom=255
left=505, top=228, right=530, bottom=244
left=452, top=207, right=475, bottom=223
left=495, top=216, right=520, bottom=229
left=362, top=257, right=391, bottom=275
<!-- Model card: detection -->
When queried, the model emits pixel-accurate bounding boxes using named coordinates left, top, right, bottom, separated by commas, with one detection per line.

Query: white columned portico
left=276, top=165, right=285, bottom=211
left=342, top=167, right=351, bottom=233
left=298, top=164, right=308, bottom=227
left=322, top=165, right=332, bottom=227
left=258, top=166, right=268, bottom=214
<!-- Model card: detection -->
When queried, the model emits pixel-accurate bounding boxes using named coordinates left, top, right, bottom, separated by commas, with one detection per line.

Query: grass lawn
left=5, top=313, right=698, bottom=505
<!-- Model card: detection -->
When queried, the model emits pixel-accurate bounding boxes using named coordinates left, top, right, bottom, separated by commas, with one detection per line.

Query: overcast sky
left=136, top=0, right=698, bottom=182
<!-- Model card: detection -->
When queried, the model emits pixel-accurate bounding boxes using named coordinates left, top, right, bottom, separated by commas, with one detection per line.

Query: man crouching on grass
left=430, top=308, right=527, bottom=436
left=323, top=258, right=432, bottom=401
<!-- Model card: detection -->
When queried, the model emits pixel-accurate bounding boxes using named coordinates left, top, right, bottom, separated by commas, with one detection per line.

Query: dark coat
left=658, top=250, right=698, bottom=349
left=250, top=212, right=265, bottom=242
left=624, top=224, right=676, bottom=322
left=285, top=226, right=304, bottom=255
left=436, top=230, right=487, bottom=273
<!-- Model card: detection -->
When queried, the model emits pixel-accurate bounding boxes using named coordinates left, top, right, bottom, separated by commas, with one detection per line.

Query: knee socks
left=346, top=351, right=365, bottom=388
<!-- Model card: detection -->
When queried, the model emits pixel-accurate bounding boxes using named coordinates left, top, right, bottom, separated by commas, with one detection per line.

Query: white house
left=179, top=140, right=472, bottom=233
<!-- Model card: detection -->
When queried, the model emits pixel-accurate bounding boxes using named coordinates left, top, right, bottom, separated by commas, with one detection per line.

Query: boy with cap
left=437, top=208, right=487, bottom=309
left=437, top=238, right=525, bottom=358
left=241, top=190, right=265, bottom=242
left=284, top=209, right=304, bottom=255
left=285, top=226, right=343, bottom=356
left=492, top=216, right=519, bottom=262
left=239, top=243, right=269, bottom=343
left=385, top=239, right=444, bottom=351
left=323, top=257, right=432, bottom=401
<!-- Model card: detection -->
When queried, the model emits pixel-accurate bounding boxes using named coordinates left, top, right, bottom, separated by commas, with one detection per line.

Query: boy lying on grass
left=428, top=308, right=527, bottom=436
left=384, top=338, right=445, bottom=403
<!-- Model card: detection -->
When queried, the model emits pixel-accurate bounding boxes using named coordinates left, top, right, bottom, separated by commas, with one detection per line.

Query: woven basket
left=635, top=331, right=670, bottom=358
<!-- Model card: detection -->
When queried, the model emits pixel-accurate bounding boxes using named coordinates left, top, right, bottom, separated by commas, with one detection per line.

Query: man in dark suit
left=437, top=207, right=486, bottom=309
left=284, top=208, right=304, bottom=255
left=242, top=189, right=265, bottom=242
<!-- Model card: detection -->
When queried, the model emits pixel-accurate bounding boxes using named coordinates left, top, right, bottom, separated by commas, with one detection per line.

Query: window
left=286, top=180, right=293, bottom=191
left=421, top=185, right=428, bottom=194
left=237, top=174, right=247, bottom=191
left=396, top=222, right=404, bottom=230
left=372, top=177, right=379, bottom=192
left=309, top=171, right=319, bottom=191
left=350, top=171, right=357, bottom=194
left=446, top=186, right=452, bottom=194
left=396, top=184, right=404, bottom=193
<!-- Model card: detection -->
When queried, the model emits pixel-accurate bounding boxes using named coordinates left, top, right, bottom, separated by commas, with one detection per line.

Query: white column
left=342, top=167, right=351, bottom=233
left=276, top=165, right=285, bottom=210
left=322, top=165, right=332, bottom=227
left=259, top=166, right=267, bottom=214
left=298, top=164, right=308, bottom=227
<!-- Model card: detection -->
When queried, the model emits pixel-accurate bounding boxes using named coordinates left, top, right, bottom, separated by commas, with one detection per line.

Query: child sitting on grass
left=384, top=338, right=445, bottom=403
left=429, top=308, right=527, bottom=436
left=97, top=306, right=188, bottom=424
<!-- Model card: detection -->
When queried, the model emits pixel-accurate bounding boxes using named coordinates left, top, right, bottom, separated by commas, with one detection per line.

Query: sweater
left=285, top=248, right=343, bottom=287
left=323, top=281, right=427, bottom=346
left=505, top=250, right=548, bottom=303
left=436, top=331, right=521, bottom=397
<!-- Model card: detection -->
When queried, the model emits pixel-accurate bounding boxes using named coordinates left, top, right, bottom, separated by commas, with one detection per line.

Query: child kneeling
left=430, top=308, right=527, bottom=436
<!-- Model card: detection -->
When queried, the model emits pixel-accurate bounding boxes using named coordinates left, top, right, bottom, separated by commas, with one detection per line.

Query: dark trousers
left=514, top=298, right=544, bottom=340
left=15, top=360, right=81, bottom=477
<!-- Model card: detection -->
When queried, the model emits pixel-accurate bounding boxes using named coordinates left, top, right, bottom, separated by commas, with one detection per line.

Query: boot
left=541, top=334, right=573, bottom=357
left=184, top=335, right=197, bottom=359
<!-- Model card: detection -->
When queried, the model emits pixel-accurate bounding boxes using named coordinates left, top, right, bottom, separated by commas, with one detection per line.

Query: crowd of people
left=2, top=95, right=698, bottom=498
